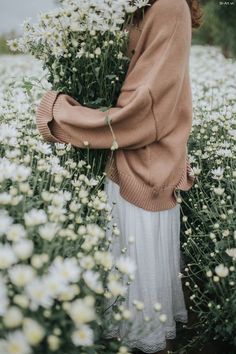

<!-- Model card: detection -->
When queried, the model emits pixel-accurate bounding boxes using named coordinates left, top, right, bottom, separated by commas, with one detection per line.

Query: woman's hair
left=133, top=0, right=202, bottom=29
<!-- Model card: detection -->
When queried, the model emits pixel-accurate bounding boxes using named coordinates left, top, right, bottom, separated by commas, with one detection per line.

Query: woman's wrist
left=36, top=90, right=60, bottom=142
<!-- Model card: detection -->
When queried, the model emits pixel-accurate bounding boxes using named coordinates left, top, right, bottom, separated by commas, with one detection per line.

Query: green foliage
left=192, top=1, right=218, bottom=46
left=0, top=36, right=12, bottom=55
left=193, top=1, right=236, bottom=57
left=214, top=2, right=236, bottom=57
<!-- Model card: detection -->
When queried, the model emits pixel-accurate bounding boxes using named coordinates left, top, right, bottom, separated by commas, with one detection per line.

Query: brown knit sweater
left=36, top=0, right=195, bottom=211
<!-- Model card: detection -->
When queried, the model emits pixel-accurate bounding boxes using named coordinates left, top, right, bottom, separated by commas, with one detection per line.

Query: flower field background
left=0, top=45, right=235, bottom=353
left=178, top=45, right=236, bottom=354
left=0, top=52, right=167, bottom=354
left=0, top=54, right=139, bottom=353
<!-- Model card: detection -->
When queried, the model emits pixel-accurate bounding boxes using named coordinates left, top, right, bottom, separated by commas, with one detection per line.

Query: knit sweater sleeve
left=36, top=0, right=191, bottom=150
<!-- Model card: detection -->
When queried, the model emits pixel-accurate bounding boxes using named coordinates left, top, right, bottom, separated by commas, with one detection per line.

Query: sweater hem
left=105, top=156, right=195, bottom=212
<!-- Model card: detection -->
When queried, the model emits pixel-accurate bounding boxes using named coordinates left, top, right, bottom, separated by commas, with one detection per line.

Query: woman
left=36, top=0, right=202, bottom=352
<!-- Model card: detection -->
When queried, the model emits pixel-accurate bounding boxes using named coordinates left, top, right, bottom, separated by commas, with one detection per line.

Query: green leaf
left=22, top=78, right=33, bottom=93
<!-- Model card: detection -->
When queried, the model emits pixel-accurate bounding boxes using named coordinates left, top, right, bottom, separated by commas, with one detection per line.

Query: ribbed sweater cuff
left=36, top=90, right=62, bottom=143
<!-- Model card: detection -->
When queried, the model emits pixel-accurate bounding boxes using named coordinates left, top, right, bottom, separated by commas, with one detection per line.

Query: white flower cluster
left=7, top=0, right=152, bottom=180
left=8, top=0, right=149, bottom=59
left=181, top=45, right=236, bottom=346
left=0, top=158, right=31, bottom=183
left=7, top=0, right=151, bottom=125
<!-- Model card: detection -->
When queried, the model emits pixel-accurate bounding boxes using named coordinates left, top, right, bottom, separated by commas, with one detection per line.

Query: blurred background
left=193, top=0, right=236, bottom=58
left=0, top=0, right=236, bottom=57
left=0, top=0, right=56, bottom=54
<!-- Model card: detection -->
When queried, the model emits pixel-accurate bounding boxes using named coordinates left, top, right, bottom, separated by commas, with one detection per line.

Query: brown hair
left=133, top=0, right=202, bottom=29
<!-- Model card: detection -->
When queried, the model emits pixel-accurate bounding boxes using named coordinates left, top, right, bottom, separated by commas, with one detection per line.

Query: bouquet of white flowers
left=8, top=0, right=150, bottom=174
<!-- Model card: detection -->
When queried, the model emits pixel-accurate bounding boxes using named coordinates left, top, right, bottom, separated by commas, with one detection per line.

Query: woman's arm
left=36, top=84, right=156, bottom=149
left=36, top=0, right=191, bottom=150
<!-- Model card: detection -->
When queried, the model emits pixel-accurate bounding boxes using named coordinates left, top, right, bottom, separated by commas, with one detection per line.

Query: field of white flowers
left=0, top=54, right=147, bottom=354
left=0, top=45, right=235, bottom=354
left=179, top=45, right=236, bottom=353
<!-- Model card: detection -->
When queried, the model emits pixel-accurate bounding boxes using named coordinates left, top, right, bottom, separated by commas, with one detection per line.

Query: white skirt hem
left=103, top=178, right=188, bottom=353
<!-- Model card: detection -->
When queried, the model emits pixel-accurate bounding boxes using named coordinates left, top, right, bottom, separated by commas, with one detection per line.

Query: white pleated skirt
left=103, top=177, right=188, bottom=353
